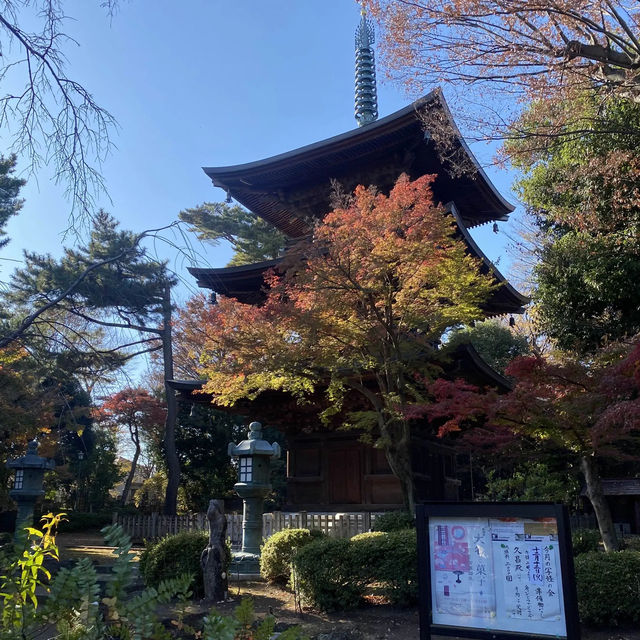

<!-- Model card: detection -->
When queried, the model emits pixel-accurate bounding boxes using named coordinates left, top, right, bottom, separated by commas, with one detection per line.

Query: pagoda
left=177, top=12, right=528, bottom=511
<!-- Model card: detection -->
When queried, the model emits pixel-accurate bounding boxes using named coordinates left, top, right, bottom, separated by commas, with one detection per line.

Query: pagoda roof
left=202, top=89, right=514, bottom=237
left=187, top=203, right=529, bottom=314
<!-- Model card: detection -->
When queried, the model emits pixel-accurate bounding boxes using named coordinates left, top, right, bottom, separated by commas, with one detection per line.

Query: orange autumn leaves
left=365, top=1, right=640, bottom=103
left=176, top=175, right=496, bottom=409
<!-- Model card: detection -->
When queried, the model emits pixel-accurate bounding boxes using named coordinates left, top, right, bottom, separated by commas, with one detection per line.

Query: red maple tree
left=94, top=388, right=166, bottom=506
left=427, top=341, right=640, bottom=551
left=178, top=174, right=496, bottom=512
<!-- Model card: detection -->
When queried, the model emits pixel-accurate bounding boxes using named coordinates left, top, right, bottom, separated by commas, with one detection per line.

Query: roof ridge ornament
left=355, top=8, right=378, bottom=127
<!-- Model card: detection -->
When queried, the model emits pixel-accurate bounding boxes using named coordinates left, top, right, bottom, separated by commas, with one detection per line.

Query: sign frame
left=416, top=502, right=581, bottom=640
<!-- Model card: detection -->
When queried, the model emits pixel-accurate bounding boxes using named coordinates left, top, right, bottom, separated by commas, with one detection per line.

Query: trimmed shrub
left=293, top=538, right=366, bottom=611
left=350, top=531, right=386, bottom=542
left=351, top=529, right=418, bottom=605
left=622, top=536, right=640, bottom=551
left=575, top=550, right=640, bottom=626
left=292, top=529, right=418, bottom=611
left=139, top=531, right=208, bottom=595
left=372, top=511, right=415, bottom=532
left=260, top=528, right=324, bottom=584
left=571, top=528, right=601, bottom=556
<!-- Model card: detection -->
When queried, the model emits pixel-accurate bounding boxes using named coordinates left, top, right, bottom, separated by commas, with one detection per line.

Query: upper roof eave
left=187, top=258, right=279, bottom=279
left=202, top=89, right=514, bottom=217
left=446, top=202, right=529, bottom=309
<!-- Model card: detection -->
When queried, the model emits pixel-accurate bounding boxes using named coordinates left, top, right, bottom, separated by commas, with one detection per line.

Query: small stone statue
left=201, top=499, right=228, bottom=602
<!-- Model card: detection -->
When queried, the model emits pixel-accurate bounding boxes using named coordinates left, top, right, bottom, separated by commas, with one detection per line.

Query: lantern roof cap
left=7, top=440, right=55, bottom=471
left=228, top=422, right=281, bottom=459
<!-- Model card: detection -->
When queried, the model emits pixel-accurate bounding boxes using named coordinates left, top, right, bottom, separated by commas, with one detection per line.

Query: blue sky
left=2, top=0, right=519, bottom=306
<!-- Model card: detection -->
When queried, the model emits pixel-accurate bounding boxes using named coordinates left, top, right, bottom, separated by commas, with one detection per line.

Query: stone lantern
left=227, top=421, right=280, bottom=575
left=7, top=440, right=55, bottom=538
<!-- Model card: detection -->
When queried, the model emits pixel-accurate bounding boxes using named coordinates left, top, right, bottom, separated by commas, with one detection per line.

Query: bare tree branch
left=0, top=1, right=119, bottom=226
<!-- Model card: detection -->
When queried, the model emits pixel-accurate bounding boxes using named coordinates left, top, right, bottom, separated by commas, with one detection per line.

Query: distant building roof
left=581, top=479, right=640, bottom=497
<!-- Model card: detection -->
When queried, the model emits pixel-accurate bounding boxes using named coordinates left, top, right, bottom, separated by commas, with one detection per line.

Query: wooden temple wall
left=284, top=430, right=460, bottom=511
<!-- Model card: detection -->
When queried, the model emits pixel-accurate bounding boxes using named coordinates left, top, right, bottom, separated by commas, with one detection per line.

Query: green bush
left=293, top=538, right=366, bottom=611
left=622, top=536, right=640, bottom=551
left=350, top=531, right=386, bottom=542
left=351, top=529, right=418, bottom=605
left=139, top=531, right=208, bottom=595
left=57, top=511, right=113, bottom=533
left=260, top=528, right=324, bottom=584
left=572, top=528, right=601, bottom=555
left=292, top=529, right=418, bottom=611
left=372, top=511, right=415, bottom=532
left=575, top=550, right=640, bottom=626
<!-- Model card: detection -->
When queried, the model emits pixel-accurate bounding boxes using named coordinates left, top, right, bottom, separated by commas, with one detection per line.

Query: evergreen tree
left=446, top=320, right=530, bottom=374
left=2, top=212, right=182, bottom=514
left=508, top=96, right=640, bottom=353
left=0, top=154, right=25, bottom=249
left=180, top=202, right=287, bottom=266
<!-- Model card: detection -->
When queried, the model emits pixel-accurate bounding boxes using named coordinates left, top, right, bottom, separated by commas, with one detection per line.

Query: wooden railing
left=113, top=510, right=601, bottom=545
left=112, top=510, right=381, bottom=545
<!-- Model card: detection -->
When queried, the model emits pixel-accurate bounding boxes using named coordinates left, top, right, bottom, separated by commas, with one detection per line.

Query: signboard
left=416, top=503, right=580, bottom=640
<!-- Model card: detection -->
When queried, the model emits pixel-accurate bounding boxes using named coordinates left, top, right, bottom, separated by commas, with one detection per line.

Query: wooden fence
left=113, top=510, right=601, bottom=545
left=569, top=513, right=597, bottom=531
left=112, top=510, right=381, bottom=545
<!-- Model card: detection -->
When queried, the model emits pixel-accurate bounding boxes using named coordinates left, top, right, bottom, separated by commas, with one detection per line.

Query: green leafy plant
left=575, top=550, right=640, bottom=626
left=0, top=512, right=65, bottom=635
left=351, top=529, right=418, bottom=605
left=139, top=530, right=210, bottom=596
left=350, top=531, right=386, bottom=542
left=259, top=528, right=324, bottom=585
left=99, top=523, right=193, bottom=640
left=203, top=597, right=306, bottom=640
left=292, top=538, right=366, bottom=611
left=293, top=530, right=418, bottom=611
left=371, top=511, right=415, bottom=532
left=572, top=529, right=602, bottom=556
left=1, top=517, right=308, bottom=640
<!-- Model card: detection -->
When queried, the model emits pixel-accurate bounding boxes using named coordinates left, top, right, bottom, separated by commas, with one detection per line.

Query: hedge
left=259, top=528, right=324, bottom=584
left=139, top=531, right=209, bottom=596
left=575, top=550, right=640, bottom=626
left=292, top=537, right=366, bottom=611
left=292, top=529, right=418, bottom=611
left=571, top=529, right=601, bottom=556
left=372, top=511, right=415, bottom=532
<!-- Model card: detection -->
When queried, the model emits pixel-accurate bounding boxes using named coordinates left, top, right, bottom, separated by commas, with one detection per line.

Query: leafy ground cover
left=55, top=533, right=640, bottom=640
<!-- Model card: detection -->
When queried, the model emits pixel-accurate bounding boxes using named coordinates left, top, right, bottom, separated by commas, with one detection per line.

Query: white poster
left=432, top=520, right=496, bottom=618
left=429, top=517, right=567, bottom=638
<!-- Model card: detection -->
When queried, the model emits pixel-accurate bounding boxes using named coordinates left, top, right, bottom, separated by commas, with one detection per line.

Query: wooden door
left=328, top=448, right=361, bottom=504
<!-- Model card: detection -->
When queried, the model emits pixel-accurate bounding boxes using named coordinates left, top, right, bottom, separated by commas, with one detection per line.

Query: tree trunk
left=121, top=445, right=140, bottom=506
left=383, top=420, right=415, bottom=516
left=581, top=454, right=620, bottom=551
left=162, top=282, right=180, bottom=515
